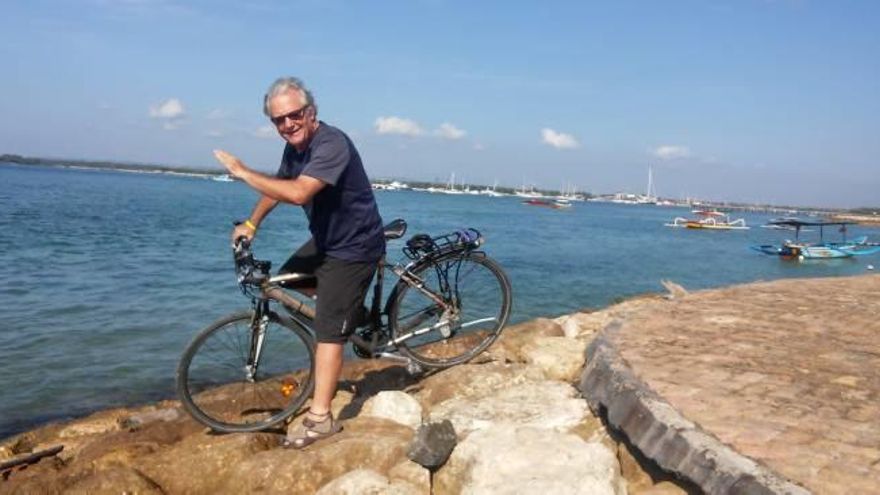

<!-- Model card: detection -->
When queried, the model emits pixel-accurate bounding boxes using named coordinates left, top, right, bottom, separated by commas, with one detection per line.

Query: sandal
left=281, top=410, right=342, bottom=449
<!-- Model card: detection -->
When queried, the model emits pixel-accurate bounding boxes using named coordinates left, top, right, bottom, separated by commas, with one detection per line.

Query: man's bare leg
left=309, top=342, right=344, bottom=416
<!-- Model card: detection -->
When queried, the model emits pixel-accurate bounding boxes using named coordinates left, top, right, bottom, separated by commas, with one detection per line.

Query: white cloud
left=204, top=129, right=224, bottom=138
left=651, top=145, right=692, bottom=160
left=374, top=116, right=424, bottom=136
left=541, top=128, right=580, bottom=149
left=206, top=108, right=229, bottom=120
left=252, top=125, right=277, bottom=139
left=435, top=122, right=466, bottom=140
left=149, top=98, right=185, bottom=119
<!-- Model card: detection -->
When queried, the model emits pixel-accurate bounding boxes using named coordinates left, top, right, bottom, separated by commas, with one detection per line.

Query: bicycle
left=176, top=218, right=512, bottom=433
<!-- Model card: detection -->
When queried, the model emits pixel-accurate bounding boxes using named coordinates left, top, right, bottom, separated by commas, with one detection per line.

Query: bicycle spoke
left=391, top=253, right=511, bottom=367
left=178, top=312, right=315, bottom=432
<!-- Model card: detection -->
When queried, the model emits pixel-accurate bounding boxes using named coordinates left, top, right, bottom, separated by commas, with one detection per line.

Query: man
left=214, top=76, right=385, bottom=449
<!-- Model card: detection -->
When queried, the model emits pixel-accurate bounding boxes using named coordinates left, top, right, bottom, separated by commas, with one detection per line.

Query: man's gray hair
left=263, top=77, right=317, bottom=116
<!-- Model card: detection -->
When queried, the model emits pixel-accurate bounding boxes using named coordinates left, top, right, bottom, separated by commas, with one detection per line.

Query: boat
left=479, top=180, right=506, bottom=197
left=424, top=173, right=464, bottom=194
left=522, top=198, right=571, bottom=210
left=514, top=184, right=543, bottom=199
left=555, top=183, right=585, bottom=202
left=665, top=210, right=749, bottom=230
left=212, top=174, right=234, bottom=182
left=760, top=217, right=812, bottom=231
left=752, top=219, right=880, bottom=259
left=594, top=167, right=658, bottom=204
left=440, top=172, right=465, bottom=195
left=637, top=166, right=658, bottom=204
left=372, top=180, right=409, bottom=191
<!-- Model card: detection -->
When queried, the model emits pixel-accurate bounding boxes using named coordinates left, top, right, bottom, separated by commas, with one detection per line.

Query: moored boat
left=522, top=198, right=572, bottom=210
left=751, top=219, right=880, bottom=260
left=665, top=210, right=749, bottom=230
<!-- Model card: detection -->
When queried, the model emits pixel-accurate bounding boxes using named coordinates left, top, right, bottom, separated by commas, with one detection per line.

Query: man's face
left=268, top=90, right=316, bottom=151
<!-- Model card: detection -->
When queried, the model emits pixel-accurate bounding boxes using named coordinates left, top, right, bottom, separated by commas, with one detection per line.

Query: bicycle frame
left=253, top=254, right=461, bottom=363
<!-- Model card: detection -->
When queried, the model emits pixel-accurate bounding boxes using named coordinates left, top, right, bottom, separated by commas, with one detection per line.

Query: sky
left=1, top=1, right=878, bottom=208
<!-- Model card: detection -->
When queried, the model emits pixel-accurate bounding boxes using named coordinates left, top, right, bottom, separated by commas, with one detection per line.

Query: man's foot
left=281, top=410, right=342, bottom=449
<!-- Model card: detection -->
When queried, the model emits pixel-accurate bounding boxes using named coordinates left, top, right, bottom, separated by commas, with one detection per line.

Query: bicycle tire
left=176, top=310, right=315, bottom=433
left=389, top=251, right=512, bottom=368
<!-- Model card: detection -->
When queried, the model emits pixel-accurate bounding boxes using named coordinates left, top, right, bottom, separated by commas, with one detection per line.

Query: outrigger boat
left=751, top=219, right=880, bottom=259
left=665, top=210, right=749, bottom=230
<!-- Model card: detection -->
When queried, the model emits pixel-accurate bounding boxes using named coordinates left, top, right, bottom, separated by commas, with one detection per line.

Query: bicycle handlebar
left=233, top=237, right=271, bottom=286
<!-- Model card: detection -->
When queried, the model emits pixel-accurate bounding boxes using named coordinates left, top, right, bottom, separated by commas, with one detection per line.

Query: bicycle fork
left=245, top=300, right=270, bottom=382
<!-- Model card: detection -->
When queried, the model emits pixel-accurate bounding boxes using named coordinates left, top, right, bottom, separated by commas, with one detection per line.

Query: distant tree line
left=0, top=154, right=219, bottom=177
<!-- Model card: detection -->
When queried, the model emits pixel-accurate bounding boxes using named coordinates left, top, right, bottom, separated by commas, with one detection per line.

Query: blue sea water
left=1, top=163, right=877, bottom=439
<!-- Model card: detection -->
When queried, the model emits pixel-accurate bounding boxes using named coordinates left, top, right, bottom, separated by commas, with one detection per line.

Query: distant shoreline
left=829, top=214, right=880, bottom=225
left=0, top=153, right=222, bottom=179
left=3, top=153, right=878, bottom=217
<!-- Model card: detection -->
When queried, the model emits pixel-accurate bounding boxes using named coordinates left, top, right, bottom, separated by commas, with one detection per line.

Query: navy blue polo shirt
left=276, top=122, right=385, bottom=262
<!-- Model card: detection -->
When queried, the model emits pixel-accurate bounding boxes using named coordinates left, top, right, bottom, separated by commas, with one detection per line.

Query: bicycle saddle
left=383, top=218, right=407, bottom=240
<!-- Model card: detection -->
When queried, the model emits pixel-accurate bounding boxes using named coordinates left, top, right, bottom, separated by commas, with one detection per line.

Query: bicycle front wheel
left=389, top=252, right=512, bottom=367
left=176, top=310, right=315, bottom=433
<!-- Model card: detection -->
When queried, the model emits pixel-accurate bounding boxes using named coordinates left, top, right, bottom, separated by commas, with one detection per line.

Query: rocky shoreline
left=1, top=297, right=693, bottom=494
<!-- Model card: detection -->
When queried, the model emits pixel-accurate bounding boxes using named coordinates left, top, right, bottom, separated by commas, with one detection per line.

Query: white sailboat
left=636, top=166, right=657, bottom=204
left=442, top=172, right=465, bottom=194
left=514, top=179, right=543, bottom=199
left=480, top=179, right=505, bottom=197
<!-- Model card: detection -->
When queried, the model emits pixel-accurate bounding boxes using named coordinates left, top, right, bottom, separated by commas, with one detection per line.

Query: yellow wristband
left=244, top=219, right=257, bottom=231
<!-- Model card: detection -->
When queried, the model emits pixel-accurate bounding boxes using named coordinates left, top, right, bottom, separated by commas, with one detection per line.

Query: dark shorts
left=279, top=239, right=377, bottom=344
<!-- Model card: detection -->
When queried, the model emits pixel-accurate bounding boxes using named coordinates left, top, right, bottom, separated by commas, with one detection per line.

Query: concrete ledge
left=578, top=321, right=811, bottom=495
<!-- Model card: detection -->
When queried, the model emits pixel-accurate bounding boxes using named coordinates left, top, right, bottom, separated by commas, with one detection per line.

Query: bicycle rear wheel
left=389, top=252, right=512, bottom=367
left=176, top=310, right=315, bottom=433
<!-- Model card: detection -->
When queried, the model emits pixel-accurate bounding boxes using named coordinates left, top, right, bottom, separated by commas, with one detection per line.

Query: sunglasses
left=270, top=104, right=311, bottom=126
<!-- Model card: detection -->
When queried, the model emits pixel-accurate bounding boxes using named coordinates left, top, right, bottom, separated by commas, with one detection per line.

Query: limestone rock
left=429, top=380, right=589, bottom=437
left=225, top=416, right=413, bottom=494
left=89, top=441, right=162, bottom=471
left=58, top=415, right=121, bottom=439
left=315, top=468, right=422, bottom=495
left=521, top=336, right=585, bottom=381
left=434, top=424, right=623, bottom=495
left=118, top=407, right=182, bottom=430
left=361, top=391, right=423, bottom=429
left=64, top=466, right=163, bottom=495
left=488, top=318, right=565, bottom=362
left=415, top=362, right=534, bottom=408
left=389, top=460, right=431, bottom=493
left=407, top=419, right=457, bottom=469
left=2, top=311, right=662, bottom=495
left=555, top=311, right=614, bottom=341
left=135, top=432, right=277, bottom=494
